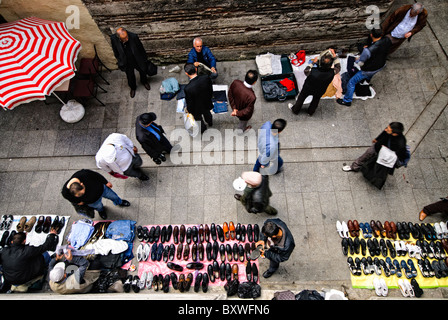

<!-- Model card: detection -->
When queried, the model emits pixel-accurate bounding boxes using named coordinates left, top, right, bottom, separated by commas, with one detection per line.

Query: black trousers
left=291, top=87, right=322, bottom=116
left=125, top=64, right=147, bottom=90
left=423, top=199, right=448, bottom=216
left=193, top=110, right=213, bottom=133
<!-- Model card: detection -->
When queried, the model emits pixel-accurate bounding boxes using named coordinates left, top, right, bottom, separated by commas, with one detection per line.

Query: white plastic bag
left=183, top=111, right=199, bottom=137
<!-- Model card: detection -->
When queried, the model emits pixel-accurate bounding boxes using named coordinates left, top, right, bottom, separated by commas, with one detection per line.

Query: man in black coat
left=183, top=63, right=214, bottom=134
left=110, top=27, right=152, bottom=98
left=288, top=53, right=335, bottom=116
left=0, top=231, right=58, bottom=287
left=135, top=112, right=173, bottom=165
left=255, top=218, right=295, bottom=278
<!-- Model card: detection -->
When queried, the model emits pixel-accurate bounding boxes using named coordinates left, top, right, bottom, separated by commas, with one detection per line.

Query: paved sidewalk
left=0, top=0, right=447, bottom=300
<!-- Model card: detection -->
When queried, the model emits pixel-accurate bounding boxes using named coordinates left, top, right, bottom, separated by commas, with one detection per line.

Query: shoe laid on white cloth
left=342, top=165, right=352, bottom=172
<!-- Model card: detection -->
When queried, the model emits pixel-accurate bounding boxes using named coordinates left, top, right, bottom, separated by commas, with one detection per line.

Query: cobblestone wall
left=83, top=0, right=394, bottom=64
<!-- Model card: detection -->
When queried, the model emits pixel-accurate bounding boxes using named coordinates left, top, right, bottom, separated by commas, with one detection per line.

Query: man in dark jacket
left=255, top=218, right=295, bottom=278
left=382, top=3, right=428, bottom=54
left=288, top=53, right=335, bottom=116
left=61, top=169, right=130, bottom=219
left=337, top=28, right=391, bottom=107
left=229, top=70, right=258, bottom=133
left=0, top=231, right=58, bottom=287
left=110, top=27, right=151, bottom=98
left=184, top=63, right=214, bottom=134
left=234, top=171, right=277, bottom=215
left=135, top=112, right=173, bottom=165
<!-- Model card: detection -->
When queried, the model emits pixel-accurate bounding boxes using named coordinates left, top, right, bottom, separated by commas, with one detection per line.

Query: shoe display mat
left=349, top=235, right=448, bottom=289
left=138, top=224, right=259, bottom=287
left=1, top=215, right=70, bottom=254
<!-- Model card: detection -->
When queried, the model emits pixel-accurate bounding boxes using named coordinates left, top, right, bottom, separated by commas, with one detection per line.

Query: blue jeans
left=343, top=70, right=372, bottom=103
left=87, top=185, right=122, bottom=212
left=253, top=156, right=283, bottom=174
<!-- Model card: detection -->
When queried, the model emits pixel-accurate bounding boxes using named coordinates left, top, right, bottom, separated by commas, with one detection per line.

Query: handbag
left=146, top=60, right=158, bottom=76
left=376, top=145, right=397, bottom=168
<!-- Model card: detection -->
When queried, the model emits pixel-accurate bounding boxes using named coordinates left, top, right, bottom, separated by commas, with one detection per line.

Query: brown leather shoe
left=173, top=225, right=179, bottom=244
left=348, top=220, right=355, bottom=237
left=353, top=220, right=360, bottom=237
left=183, top=243, right=190, bottom=260
left=176, top=243, right=183, bottom=260
left=232, top=264, right=239, bottom=280
left=229, top=221, right=236, bottom=240
left=390, top=221, right=397, bottom=239
left=370, top=220, right=380, bottom=237
left=179, top=224, right=186, bottom=243
left=24, top=216, right=36, bottom=233
left=384, top=221, right=392, bottom=238
left=223, top=222, right=230, bottom=241
left=376, top=221, right=386, bottom=238
left=419, top=210, right=427, bottom=221
left=16, top=216, right=27, bottom=232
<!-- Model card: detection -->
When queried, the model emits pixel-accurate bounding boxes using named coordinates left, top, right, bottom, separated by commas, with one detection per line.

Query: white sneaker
left=336, top=221, right=344, bottom=238
left=138, top=271, right=147, bottom=290
left=441, top=221, right=448, bottom=238
left=404, top=279, right=415, bottom=297
left=137, top=243, right=144, bottom=262
left=379, top=278, right=388, bottom=297
left=143, top=243, right=150, bottom=261
left=146, top=271, right=153, bottom=290
left=288, top=103, right=294, bottom=110
left=434, top=222, right=443, bottom=239
left=398, top=279, right=409, bottom=297
left=342, top=165, right=352, bottom=172
left=373, top=277, right=382, bottom=297
left=342, top=221, right=349, bottom=238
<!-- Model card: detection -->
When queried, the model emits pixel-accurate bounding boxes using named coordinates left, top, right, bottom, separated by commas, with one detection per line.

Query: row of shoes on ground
left=348, top=256, right=419, bottom=278
left=136, top=223, right=259, bottom=244
left=348, top=255, right=448, bottom=279
left=373, top=277, right=423, bottom=298
left=15, top=215, right=65, bottom=234
left=342, top=236, right=448, bottom=259
left=137, top=240, right=257, bottom=263
left=337, top=220, right=446, bottom=241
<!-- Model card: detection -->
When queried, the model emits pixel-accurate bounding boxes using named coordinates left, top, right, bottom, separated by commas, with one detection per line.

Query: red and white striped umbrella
left=0, top=17, right=82, bottom=110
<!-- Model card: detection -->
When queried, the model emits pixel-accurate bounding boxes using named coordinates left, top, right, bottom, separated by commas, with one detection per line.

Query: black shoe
left=263, top=269, right=275, bottom=278
left=132, top=275, right=140, bottom=293
left=194, top=273, right=202, bottom=293
left=252, top=263, right=259, bottom=283
left=162, top=274, right=170, bottom=293
left=130, top=89, right=136, bottom=98
left=336, top=98, right=351, bottom=107
left=202, top=273, right=209, bottom=293
left=123, top=275, right=132, bottom=293
left=119, top=200, right=131, bottom=207
left=98, top=210, right=107, bottom=220
left=139, top=174, right=149, bottom=181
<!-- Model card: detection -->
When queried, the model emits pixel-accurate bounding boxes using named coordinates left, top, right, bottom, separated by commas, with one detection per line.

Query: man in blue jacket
left=253, top=119, right=287, bottom=175
left=187, top=37, right=218, bottom=80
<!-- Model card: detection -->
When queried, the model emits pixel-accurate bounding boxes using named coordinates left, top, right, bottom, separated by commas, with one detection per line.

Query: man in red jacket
left=228, top=70, right=258, bottom=134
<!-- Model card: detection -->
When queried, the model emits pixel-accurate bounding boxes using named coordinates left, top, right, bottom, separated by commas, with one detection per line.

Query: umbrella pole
left=52, top=92, right=66, bottom=105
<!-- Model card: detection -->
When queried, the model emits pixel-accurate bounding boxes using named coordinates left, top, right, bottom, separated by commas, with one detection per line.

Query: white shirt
left=95, top=133, right=135, bottom=174
left=391, top=9, right=418, bottom=39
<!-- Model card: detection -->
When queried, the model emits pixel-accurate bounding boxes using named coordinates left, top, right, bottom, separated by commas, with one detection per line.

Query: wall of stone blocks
left=81, top=0, right=395, bottom=65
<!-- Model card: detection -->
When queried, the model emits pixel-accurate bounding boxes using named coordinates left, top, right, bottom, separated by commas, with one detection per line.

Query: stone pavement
left=1, top=0, right=448, bottom=300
